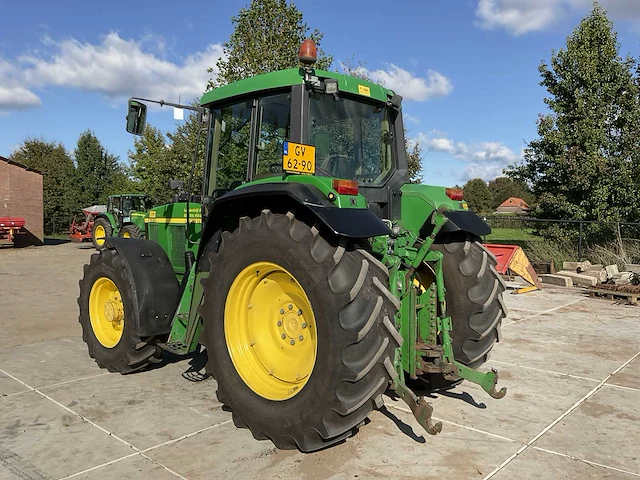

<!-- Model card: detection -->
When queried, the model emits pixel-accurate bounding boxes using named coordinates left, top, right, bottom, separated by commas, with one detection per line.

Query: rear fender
left=197, top=183, right=391, bottom=260
left=105, top=237, right=180, bottom=337
left=418, top=210, right=490, bottom=241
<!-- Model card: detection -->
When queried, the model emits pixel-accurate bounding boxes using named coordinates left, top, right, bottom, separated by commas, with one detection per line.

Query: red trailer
left=0, top=217, right=26, bottom=244
left=69, top=205, right=106, bottom=243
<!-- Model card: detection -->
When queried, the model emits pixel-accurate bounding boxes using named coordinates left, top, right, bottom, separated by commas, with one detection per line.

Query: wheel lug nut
left=280, top=309, right=284, bottom=314
left=248, top=304, right=253, bottom=309
left=298, top=335, right=303, bottom=341
left=302, top=323, right=307, bottom=329
left=277, top=320, right=282, bottom=326
left=288, top=304, right=293, bottom=310
left=281, top=334, right=286, bottom=339
left=297, top=309, right=302, bottom=315
left=290, top=339, right=295, bottom=345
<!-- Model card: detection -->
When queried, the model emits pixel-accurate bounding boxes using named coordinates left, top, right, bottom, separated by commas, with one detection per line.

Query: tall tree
left=507, top=3, right=640, bottom=223
left=207, top=0, right=332, bottom=89
left=462, top=178, right=492, bottom=214
left=129, top=125, right=173, bottom=204
left=487, top=177, right=535, bottom=211
left=75, top=130, right=125, bottom=206
left=10, top=139, right=77, bottom=220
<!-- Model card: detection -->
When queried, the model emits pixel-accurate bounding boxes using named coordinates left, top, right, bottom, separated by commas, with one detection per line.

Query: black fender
left=198, top=182, right=391, bottom=257
left=105, top=237, right=180, bottom=337
left=438, top=210, right=491, bottom=238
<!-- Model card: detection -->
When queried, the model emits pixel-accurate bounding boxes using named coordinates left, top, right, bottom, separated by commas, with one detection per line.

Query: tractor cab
left=107, top=194, right=147, bottom=226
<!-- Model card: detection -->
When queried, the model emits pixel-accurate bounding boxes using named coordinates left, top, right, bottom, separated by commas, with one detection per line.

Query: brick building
left=0, top=155, right=44, bottom=245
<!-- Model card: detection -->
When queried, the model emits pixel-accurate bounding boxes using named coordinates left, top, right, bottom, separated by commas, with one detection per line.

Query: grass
left=485, top=227, right=540, bottom=243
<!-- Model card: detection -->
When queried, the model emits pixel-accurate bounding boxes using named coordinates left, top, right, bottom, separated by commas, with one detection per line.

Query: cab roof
left=200, top=68, right=395, bottom=106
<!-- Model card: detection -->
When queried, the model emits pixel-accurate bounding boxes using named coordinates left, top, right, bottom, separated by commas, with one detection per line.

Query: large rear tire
left=434, top=233, right=507, bottom=368
left=200, top=210, right=400, bottom=452
left=119, top=224, right=145, bottom=239
left=78, top=248, right=161, bottom=373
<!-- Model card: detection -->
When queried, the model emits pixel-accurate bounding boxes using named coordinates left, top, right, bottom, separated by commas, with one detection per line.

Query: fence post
left=578, top=221, right=583, bottom=260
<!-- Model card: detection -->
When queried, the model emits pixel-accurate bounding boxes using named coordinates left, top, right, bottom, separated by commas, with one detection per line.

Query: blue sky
left=2, top=0, right=640, bottom=187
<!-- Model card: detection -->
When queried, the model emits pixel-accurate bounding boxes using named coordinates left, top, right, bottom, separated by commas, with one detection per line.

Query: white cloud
left=20, top=32, right=223, bottom=102
left=366, top=65, right=453, bottom=101
left=0, top=60, right=41, bottom=112
left=0, top=32, right=223, bottom=114
left=342, top=62, right=453, bottom=102
left=476, top=0, right=640, bottom=35
left=419, top=133, right=523, bottom=181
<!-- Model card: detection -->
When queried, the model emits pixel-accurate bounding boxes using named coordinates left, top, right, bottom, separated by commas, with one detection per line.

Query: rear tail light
left=332, top=179, right=359, bottom=196
left=445, top=187, right=464, bottom=201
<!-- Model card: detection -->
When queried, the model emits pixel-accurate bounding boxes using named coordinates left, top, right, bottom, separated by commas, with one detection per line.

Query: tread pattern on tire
left=92, top=217, right=112, bottom=250
left=120, top=224, right=145, bottom=239
left=78, top=248, right=160, bottom=374
left=436, top=234, right=508, bottom=367
left=200, top=210, right=400, bottom=452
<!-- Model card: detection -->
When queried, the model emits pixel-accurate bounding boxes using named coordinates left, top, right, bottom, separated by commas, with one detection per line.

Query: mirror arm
left=130, top=97, right=204, bottom=113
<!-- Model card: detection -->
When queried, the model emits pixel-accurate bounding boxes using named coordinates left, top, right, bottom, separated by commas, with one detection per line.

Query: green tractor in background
left=78, top=40, right=507, bottom=452
left=92, top=193, right=148, bottom=249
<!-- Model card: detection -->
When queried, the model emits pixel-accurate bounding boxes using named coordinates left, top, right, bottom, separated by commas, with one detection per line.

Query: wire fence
left=45, top=213, right=640, bottom=265
left=483, top=215, right=640, bottom=265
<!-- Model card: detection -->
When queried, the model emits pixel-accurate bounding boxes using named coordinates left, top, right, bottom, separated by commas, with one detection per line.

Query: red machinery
left=0, top=217, right=26, bottom=243
left=69, top=205, right=106, bottom=243
left=484, top=243, right=543, bottom=293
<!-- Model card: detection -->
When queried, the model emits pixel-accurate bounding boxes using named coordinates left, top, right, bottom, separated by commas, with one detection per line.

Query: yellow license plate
left=283, top=141, right=315, bottom=174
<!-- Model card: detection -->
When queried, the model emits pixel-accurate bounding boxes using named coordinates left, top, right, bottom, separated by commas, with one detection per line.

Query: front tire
left=78, top=248, right=161, bottom=373
left=92, top=218, right=112, bottom=250
left=200, top=210, right=400, bottom=452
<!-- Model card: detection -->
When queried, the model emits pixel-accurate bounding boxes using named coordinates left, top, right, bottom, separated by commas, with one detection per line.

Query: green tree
left=487, top=177, right=535, bottom=211
left=207, top=0, right=332, bottom=89
left=462, top=178, right=492, bottom=214
left=75, top=130, right=126, bottom=206
left=128, top=125, right=173, bottom=204
left=10, top=138, right=77, bottom=220
left=507, top=3, right=640, bottom=223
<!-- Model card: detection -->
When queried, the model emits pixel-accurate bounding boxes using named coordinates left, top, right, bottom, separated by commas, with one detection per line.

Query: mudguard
left=420, top=210, right=491, bottom=239
left=104, top=237, right=180, bottom=337
left=199, top=182, right=391, bottom=254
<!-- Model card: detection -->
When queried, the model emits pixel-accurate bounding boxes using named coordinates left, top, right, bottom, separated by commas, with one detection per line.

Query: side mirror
left=126, top=100, right=147, bottom=135
left=168, top=179, right=185, bottom=190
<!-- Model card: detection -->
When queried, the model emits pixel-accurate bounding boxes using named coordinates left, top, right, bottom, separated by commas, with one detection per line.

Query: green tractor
left=78, top=40, right=507, bottom=452
left=92, top=193, right=148, bottom=249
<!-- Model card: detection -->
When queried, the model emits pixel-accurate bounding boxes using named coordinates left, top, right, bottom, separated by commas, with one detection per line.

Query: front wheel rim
left=224, top=261, right=317, bottom=401
left=89, top=277, right=124, bottom=348
left=94, top=225, right=106, bottom=246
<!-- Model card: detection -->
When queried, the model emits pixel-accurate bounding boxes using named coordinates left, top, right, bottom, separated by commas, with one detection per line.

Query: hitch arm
left=392, top=380, right=442, bottom=436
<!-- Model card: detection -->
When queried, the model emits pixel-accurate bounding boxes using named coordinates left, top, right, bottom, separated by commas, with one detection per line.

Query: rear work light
left=445, top=187, right=464, bottom=201
left=332, top=179, right=359, bottom=196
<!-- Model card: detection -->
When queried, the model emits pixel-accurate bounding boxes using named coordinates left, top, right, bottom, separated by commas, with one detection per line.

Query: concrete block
left=563, top=261, right=590, bottom=271
left=581, top=269, right=607, bottom=283
left=582, top=264, right=603, bottom=271
left=605, top=264, right=619, bottom=278
left=541, top=274, right=573, bottom=287
left=555, top=270, right=598, bottom=287
left=625, top=264, right=640, bottom=273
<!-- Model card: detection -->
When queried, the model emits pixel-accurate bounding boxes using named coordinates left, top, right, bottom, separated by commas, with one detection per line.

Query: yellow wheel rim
left=94, top=224, right=106, bottom=246
left=89, top=277, right=125, bottom=348
left=225, top=261, right=317, bottom=401
left=122, top=231, right=131, bottom=238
